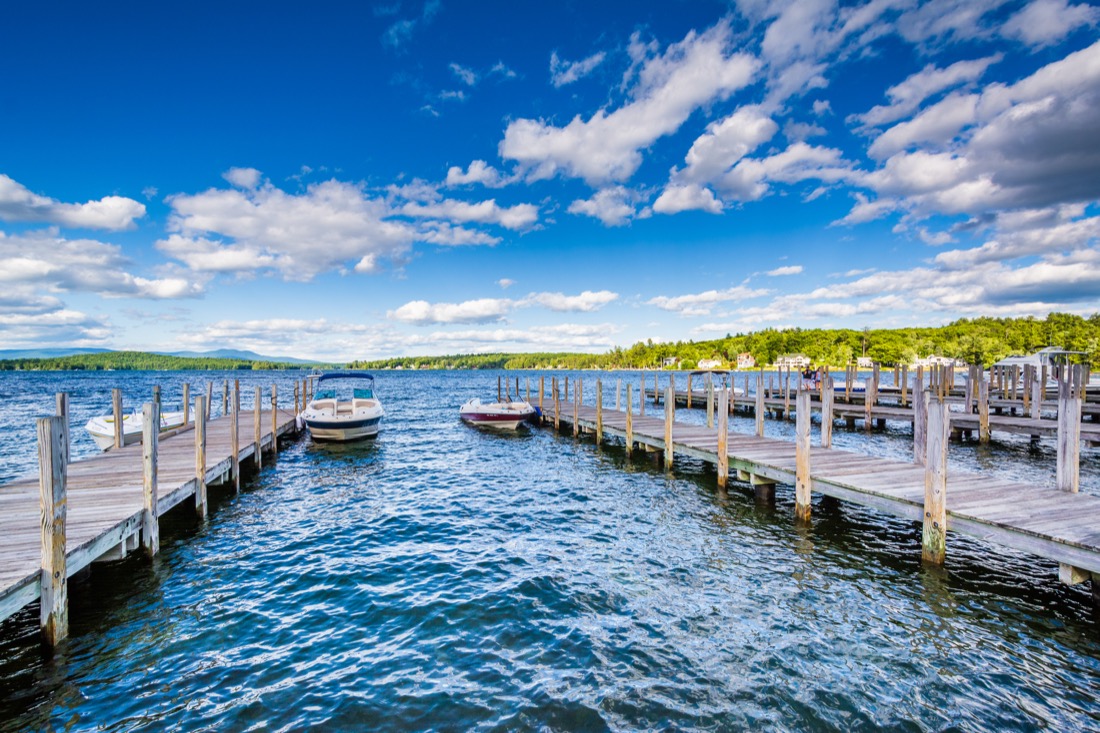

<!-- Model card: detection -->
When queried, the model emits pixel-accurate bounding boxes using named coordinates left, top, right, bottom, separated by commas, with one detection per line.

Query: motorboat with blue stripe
left=301, top=371, right=384, bottom=441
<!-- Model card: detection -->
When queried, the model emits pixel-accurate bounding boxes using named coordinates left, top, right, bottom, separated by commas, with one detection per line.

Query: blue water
left=1, top=370, right=1099, bottom=731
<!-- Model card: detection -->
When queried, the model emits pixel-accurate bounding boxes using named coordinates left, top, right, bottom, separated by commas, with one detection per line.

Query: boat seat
left=311, top=398, right=338, bottom=416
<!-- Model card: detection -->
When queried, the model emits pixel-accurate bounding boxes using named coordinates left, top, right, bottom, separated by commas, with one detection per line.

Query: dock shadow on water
left=1, top=369, right=1100, bottom=731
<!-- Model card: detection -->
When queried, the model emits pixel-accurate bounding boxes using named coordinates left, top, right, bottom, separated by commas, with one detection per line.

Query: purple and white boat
left=459, top=398, right=537, bottom=430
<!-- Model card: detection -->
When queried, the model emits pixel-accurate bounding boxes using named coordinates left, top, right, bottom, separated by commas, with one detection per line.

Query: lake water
left=1, top=369, right=1099, bottom=731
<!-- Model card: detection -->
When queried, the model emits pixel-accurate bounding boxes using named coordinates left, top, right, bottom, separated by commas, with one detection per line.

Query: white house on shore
left=774, top=354, right=811, bottom=369
left=736, top=352, right=756, bottom=369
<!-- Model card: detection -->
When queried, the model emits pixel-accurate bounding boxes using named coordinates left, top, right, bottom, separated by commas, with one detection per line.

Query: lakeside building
left=736, top=352, right=756, bottom=369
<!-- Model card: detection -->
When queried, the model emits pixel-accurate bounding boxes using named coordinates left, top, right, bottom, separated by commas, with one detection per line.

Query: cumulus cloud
left=648, top=285, right=771, bottom=317
left=389, top=298, right=513, bottom=325
left=550, top=50, right=607, bottom=87
left=0, top=174, right=145, bottom=230
left=399, top=198, right=538, bottom=230
left=500, top=21, right=758, bottom=185
left=1001, top=0, right=1098, bottom=47
left=652, top=184, right=723, bottom=215
left=445, top=160, right=504, bottom=187
left=223, top=167, right=262, bottom=189
left=521, top=290, right=619, bottom=312
left=567, top=187, right=644, bottom=226
left=767, top=265, right=803, bottom=276
left=0, top=230, right=203, bottom=299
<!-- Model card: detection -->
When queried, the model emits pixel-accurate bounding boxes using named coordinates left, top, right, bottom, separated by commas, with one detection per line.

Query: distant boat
left=301, top=371, right=384, bottom=442
left=459, top=398, right=537, bottom=430
left=85, top=408, right=187, bottom=451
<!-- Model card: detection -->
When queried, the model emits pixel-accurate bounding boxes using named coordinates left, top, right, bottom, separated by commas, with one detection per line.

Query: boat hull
left=459, top=400, right=536, bottom=430
left=303, top=415, right=382, bottom=442
left=460, top=413, right=527, bottom=430
left=85, top=411, right=187, bottom=451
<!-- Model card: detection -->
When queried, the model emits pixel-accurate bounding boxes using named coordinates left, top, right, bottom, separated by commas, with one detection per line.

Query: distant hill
left=0, top=350, right=333, bottom=372
left=160, top=349, right=321, bottom=365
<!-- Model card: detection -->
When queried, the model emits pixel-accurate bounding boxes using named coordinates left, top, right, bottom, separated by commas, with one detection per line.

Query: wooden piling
left=573, top=379, right=580, bottom=437
left=112, top=388, right=123, bottom=449
left=706, top=373, right=714, bottom=429
left=664, top=385, right=674, bottom=470
left=195, top=396, right=207, bottom=520
left=900, top=365, right=908, bottom=407
left=687, top=372, right=693, bottom=409
left=923, top=395, right=950, bottom=564
left=254, top=386, right=263, bottom=469
left=231, top=380, right=240, bottom=493
left=913, top=388, right=928, bottom=465
left=142, top=402, right=159, bottom=558
left=717, top=388, right=729, bottom=489
left=1030, top=366, right=1042, bottom=420
left=206, top=382, right=213, bottom=420
left=795, top=387, right=811, bottom=522
left=553, top=381, right=560, bottom=430
left=1058, top=365, right=1083, bottom=493
left=37, top=415, right=68, bottom=646
left=755, top=371, right=765, bottom=437
left=625, top=383, right=634, bottom=456
left=821, top=375, right=834, bottom=448
left=223, top=380, right=229, bottom=417
left=182, top=383, right=190, bottom=425
left=271, top=385, right=278, bottom=457
left=539, top=376, right=545, bottom=413
left=55, top=393, right=69, bottom=466
left=979, top=377, right=990, bottom=443
left=596, top=380, right=603, bottom=443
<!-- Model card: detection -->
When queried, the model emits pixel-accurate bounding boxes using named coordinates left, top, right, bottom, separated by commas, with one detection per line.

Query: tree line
left=351, top=313, right=1100, bottom=370
left=0, top=351, right=318, bottom=371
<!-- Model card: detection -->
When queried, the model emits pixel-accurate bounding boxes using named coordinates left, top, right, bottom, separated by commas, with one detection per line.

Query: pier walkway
left=534, top=379, right=1100, bottom=600
left=0, top=405, right=302, bottom=637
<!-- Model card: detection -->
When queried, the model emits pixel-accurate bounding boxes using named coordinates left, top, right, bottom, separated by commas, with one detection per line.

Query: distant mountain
left=0, top=347, right=111, bottom=359
left=160, top=349, right=323, bottom=365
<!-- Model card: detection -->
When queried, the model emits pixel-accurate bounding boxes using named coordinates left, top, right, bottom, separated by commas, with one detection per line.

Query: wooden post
left=206, top=381, right=213, bottom=421
left=564, top=376, right=569, bottom=402
left=706, top=373, right=714, bottom=429
left=553, top=381, right=560, bottom=430
left=37, top=415, right=68, bottom=646
left=182, top=382, right=191, bottom=425
left=865, top=364, right=879, bottom=430
left=1058, top=365, right=1083, bottom=493
left=978, top=377, right=990, bottom=444
left=232, top=380, right=240, bottom=493
left=625, top=383, right=634, bottom=456
left=913, top=388, right=928, bottom=465
left=142, top=402, right=159, bottom=558
left=195, top=396, right=207, bottom=520
left=294, top=381, right=300, bottom=415
left=783, top=367, right=791, bottom=418
left=573, top=379, right=581, bottom=437
left=686, top=372, right=692, bottom=409
left=271, top=384, right=278, bottom=457
left=923, top=394, right=950, bottom=564
left=821, top=376, right=834, bottom=448
left=1030, top=366, right=1042, bottom=420
left=55, top=393, right=70, bottom=466
left=795, top=387, right=811, bottom=522
left=664, top=385, right=674, bottom=470
left=539, top=376, right=545, bottom=413
left=717, top=388, right=729, bottom=489
left=112, top=388, right=124, bottom=449
left=901, top=365, right=908, bottom=407
left=153, top=384, right=161, bottom=413
left=254, top=386, right=263, bottom=469
left=755, top=371, right=764, bottom=436
left=596, top=380, right=603, bottom=443
left=223, top=380, right=229, bottom=417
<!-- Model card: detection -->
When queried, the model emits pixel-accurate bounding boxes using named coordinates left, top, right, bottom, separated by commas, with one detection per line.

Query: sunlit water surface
left=0, top=370, right=1098, bottom=731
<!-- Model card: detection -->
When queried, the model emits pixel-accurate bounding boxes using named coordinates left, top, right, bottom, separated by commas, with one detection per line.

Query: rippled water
left=1, top=370, right=1099, bottom=731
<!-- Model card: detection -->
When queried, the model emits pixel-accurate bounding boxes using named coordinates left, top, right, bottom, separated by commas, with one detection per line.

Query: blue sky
left=1, top=0, right=1098, bottom=360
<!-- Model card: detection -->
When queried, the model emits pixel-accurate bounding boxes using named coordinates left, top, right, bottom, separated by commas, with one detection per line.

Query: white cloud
left=718, top=141, right=852, bottom=201
left=223, top=167, right=262, bottom=189
left=389, top=298, right=513, bottom=325
left=567, top=187, right=643, bottom=226
left=0, top=230, right=202, bottom=299
left=0, top=174, right=145, bottom=230
left=445, top=160, right=503, bottom=187
left=497, top=278, right=515, bottom=289
left=853, top=54, right=1002, bottom=129
left=1002, top=0, right=1098, bottom=47
left=648, top=285, right=771, bottom=317
left=676, top=106, right=778, bottom=185
left=450, top=62, right=477, bottom=85
left=521, top=290, right=619, bottom=312
left=895, top=0, right=1010, bottom=46
left=399, top=198, right=538, bottom=229
left=767, top=265, right=803, bottom=276
left=500, top=21, right=758, bottom=185
left=652, top=183, right=723, bottom=215
left=550, top=50, right=606, bottom=87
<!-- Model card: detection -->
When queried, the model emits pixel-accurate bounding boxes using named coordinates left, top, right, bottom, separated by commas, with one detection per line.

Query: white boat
left=301, top=372, right=384, bottom=442
left=459, top=398, right=537, bottom=430
left=85, top=408, right=187, bottom=451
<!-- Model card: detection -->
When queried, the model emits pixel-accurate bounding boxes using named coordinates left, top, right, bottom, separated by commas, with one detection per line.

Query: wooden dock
left=531, top=372, right=1100, bottom=601
left=0, top=382, right=311, bottom=644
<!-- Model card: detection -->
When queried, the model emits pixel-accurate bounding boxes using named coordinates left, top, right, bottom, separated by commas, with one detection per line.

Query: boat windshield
left=313, top=379, right=375, bottom=402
